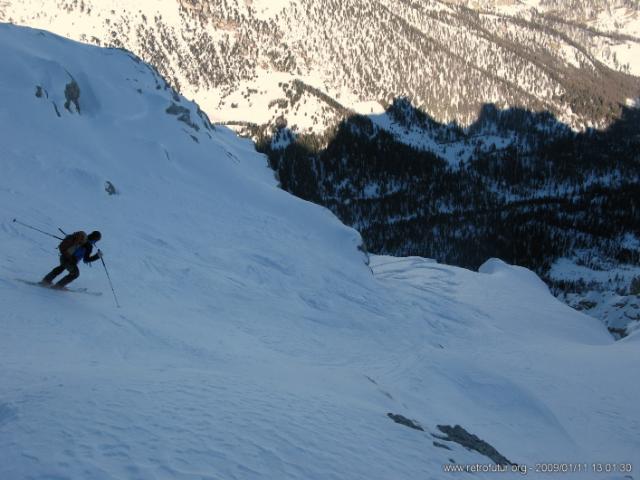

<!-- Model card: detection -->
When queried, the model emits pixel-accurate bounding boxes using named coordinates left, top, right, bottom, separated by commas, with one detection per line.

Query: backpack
left=58, top=231, right=88, bottom=257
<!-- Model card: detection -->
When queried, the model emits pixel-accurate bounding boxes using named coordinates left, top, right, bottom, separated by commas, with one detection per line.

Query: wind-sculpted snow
left=0, top=24, right=638, bottom=479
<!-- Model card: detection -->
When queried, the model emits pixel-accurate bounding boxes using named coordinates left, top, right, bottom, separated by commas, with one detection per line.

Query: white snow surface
left=1, top=24, right=639, bottom=479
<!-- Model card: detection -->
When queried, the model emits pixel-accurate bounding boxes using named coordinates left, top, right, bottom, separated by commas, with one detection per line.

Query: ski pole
left=58, top=227, right=67, bottom=236
left=12, top=218, right=63, bottom=240
left=99, top=253, right=121, bottom=308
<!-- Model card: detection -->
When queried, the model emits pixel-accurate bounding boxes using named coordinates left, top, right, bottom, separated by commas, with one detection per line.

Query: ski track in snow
left=0, top=23, right=638, bottom=480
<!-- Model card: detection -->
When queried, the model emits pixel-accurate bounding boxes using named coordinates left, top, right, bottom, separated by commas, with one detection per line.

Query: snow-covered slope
left=0, top=24, right=638, bottom=479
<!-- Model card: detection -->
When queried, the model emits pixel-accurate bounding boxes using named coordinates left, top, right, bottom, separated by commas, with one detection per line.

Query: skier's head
left=88, top=230, right=101, bottom=244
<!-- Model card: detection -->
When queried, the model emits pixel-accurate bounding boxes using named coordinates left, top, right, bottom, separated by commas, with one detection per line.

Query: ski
left=16, top=279, right=103, bottom=296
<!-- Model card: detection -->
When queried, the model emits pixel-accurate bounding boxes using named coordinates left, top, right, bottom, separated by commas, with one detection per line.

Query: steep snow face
left=0, top=24, right=639, bottom=479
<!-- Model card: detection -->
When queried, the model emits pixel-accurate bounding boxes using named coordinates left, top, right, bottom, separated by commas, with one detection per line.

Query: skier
left=41, top=230, right=102, bottom=289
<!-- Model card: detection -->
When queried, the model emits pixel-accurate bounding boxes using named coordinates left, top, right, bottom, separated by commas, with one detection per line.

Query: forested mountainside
left=260, top=99, right=640, bottom=336
left=2, top=0, right=639, bottom=130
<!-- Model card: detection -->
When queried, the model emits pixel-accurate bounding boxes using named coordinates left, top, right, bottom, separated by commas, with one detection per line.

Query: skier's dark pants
left=43, top=256, right=79, bottom=287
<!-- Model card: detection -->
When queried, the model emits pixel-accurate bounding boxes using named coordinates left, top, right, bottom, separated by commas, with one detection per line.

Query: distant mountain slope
left=1, top=23, right=639, bottom=479
left=2, top=0, right=639, bottom=134
left=263, top=98, right=640, bottom=336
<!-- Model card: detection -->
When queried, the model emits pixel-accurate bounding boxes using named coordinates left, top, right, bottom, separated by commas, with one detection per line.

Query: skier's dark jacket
left=66, top=241, right=101, bottom=265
